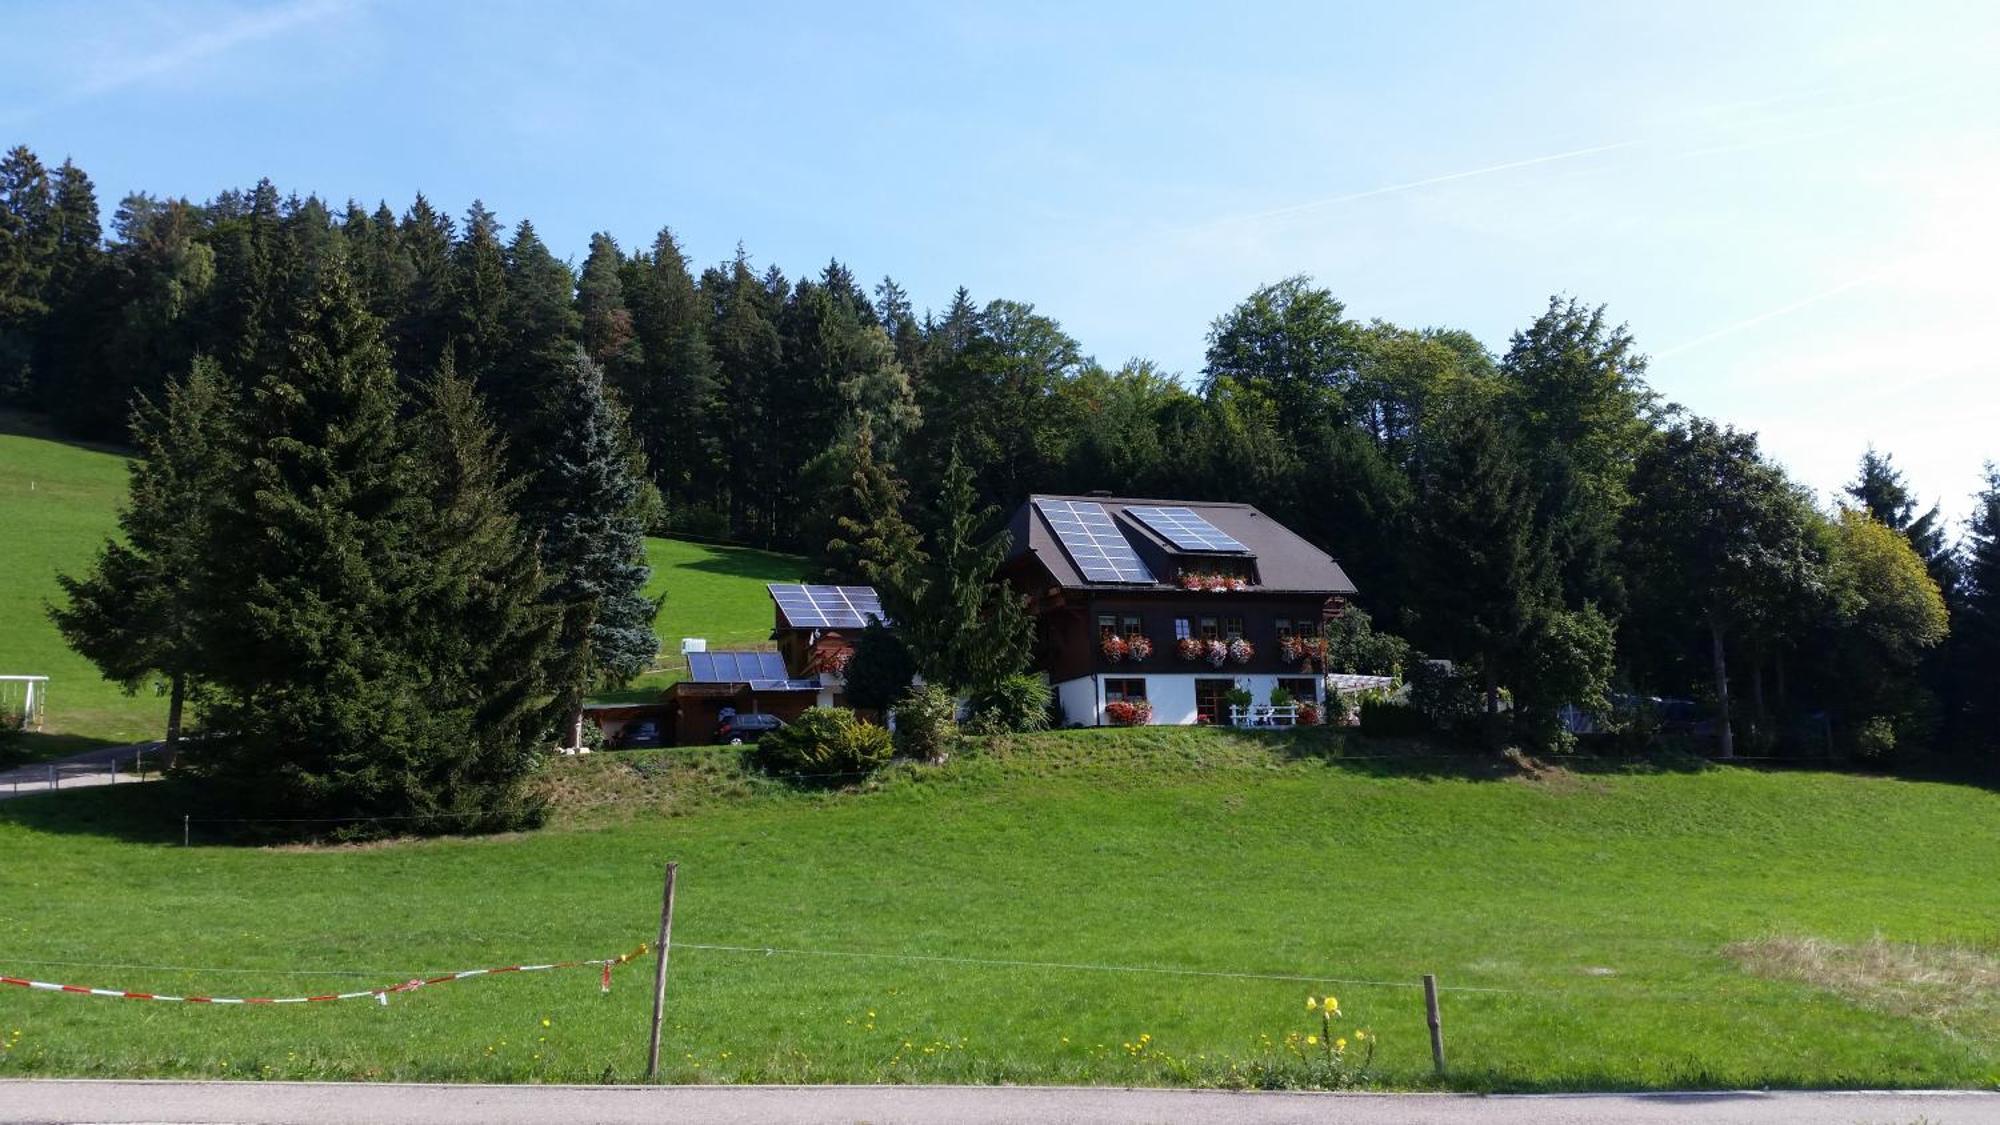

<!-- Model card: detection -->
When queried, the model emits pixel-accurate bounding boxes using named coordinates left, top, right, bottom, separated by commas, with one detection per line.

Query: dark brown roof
left=1005, top=494, right=1358, bottom=595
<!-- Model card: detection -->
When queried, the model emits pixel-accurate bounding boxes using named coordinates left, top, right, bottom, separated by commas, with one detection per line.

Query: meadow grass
left=0, top=414, right=807, bottom=744
left=1, top=729, right=1995, bottom=1090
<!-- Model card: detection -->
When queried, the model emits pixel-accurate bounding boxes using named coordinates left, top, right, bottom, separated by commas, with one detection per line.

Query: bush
left=965, top=674, right=1053, bottom=734
left=1105, top=699, right=1152, bottom=726
left=1852, top=715, right=1897, bottom=760
left=842, top=622, right=915, bottom=713
left=1358, top=698, right=1429, bottom=737
left=758, top=707, right=893, bottom=776
left=1407, top=660, right=1479, bottom=731
left=892, top=684, right=959, bottom=763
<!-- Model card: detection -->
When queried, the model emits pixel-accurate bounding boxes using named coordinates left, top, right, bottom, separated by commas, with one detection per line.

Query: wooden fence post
left=645, top=861, right=679, bottom=1081
left=1423, top=973, right=1446, bottom=1076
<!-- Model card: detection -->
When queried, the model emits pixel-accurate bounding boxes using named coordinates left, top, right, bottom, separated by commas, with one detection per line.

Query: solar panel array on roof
left=766, top=584, right=888, bottom=629
left=1125, top=505, right=1252, bottom=554
left=685, top=650, right=819, bottom=691
left=1034, top=498, right=1156, bottom=584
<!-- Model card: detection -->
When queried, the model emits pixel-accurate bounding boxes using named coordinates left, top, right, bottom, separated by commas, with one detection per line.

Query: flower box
left=1100, top=635, right=1131, bottom=663
left=1204, top=639, right=1229, bottom=667
left=1177, top=637, right=1205, bottom=662
left=1227, top=638, right=1255, bottom=665
left=1127, top=634, right=1154, bottom=661
left=1105, top=699, right=1152, bottom=726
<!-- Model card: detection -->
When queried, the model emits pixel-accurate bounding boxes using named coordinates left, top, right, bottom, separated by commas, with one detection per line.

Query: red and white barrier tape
left=0, top=942, right=651, bottom=1007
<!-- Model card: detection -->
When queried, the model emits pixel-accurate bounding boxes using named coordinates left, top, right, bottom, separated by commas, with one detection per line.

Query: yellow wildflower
left=1306, top=1034, right=1318, bottom=1045
left=1335, top=1037, right=1347, bottom=1050
left=1325, top=995, right=1338, bottom=1012
left=1305, top=996, right=1318, bottom=1010
left=540, top=1018, right=551, bottom=1027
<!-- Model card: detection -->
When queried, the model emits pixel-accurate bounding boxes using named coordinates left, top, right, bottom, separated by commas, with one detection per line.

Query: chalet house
left=1002, top=495, right=1357, bottom=726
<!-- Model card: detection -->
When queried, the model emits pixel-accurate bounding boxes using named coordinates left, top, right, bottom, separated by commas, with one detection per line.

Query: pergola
left=0, top=675, right=49, bottom=732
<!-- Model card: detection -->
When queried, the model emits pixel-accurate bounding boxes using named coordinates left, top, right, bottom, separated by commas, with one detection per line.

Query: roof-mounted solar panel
left=1034, top=498, right=1155, bottom=584
left=1125, top=505, right=1251, bottom=554
left=687, top=650, right=792, bottom=684
left=766, top=584, right=888, bottom=629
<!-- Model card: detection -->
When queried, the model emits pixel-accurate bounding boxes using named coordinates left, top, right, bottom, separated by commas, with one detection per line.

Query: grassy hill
left=0, top=412, right=806, bottom=753
left=1, top=731, right=1995, bottom=1089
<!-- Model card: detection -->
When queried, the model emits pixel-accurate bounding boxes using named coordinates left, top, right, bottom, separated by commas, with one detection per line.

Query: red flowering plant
left=1297, top=701, right=1322, bottom=726
left=1100, top=634, right=1131, bottom=663
left=1104, top=699, right=1152, bottom=726
left=1178, top=573, right=1205, bottom=591
left=1204, top=639, right=1229, bottom=667
left=1126, top=634, right=1154, bottom=661
left=1177, top=636, right=1205, bottom=662
left=1227, top=637, right=1255, bottom=665
left=1279, top=635, right=1304, bottom=664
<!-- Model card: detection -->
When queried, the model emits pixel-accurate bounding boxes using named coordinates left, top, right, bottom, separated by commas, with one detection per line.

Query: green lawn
left=2, top=731, right=1995, bottom=1090
left=0, top=411, right=808, bottom=745
left=0, top=413, right=162, bottom=755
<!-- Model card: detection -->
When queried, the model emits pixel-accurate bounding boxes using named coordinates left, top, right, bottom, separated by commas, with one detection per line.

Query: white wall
left=1056, top=676, right=1100, bottom=726
left=1051, top=672, right=1321, bottom=727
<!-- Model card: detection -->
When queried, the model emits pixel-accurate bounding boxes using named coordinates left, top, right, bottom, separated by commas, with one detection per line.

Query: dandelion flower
left=1306, top=1035, right=1318, bottom=1045
left=1325, top=995, right=1338, bottom=1012
left=1305, top=996, right=1318, bottom=1010
left=1335, top=1037, right=1347, bottom=1050
left=540, top=1018, right=551, bottom=1027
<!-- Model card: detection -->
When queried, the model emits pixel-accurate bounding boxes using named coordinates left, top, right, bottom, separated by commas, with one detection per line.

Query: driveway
left=0, top=1081, right=1993, bottom=1125
left=0, top=741, right=155, bottom=801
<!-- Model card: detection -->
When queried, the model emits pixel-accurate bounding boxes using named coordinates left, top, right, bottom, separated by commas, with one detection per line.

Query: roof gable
left=1008, top=493, right=1357, bottom=595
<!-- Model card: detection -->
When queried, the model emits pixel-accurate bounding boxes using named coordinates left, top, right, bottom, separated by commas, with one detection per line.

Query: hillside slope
left=1, top=731, right=1995, bottom=1090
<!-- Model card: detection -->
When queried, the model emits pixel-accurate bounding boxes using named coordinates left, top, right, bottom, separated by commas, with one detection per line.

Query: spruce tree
left=52, top=357, right=240, bottom=757
left=30, top=158, right=101, bottom=407
left=896, top=448, right=1032, bottom=693
left=526, top=347, right=660, bottom=749
left=577, top=232, right=636, bottom=370
left=1409, top=402, right=1552, bottom=740
left=405, top=360, right=563, bottom=824
left=1950, top=467, right=2000, bottom=759
left=185, top=253, right=446, bottom=822
left=620, top=228, right=719, bottom=515
left=1847, top=447, right=1953, bottom=596
left=0, top=145, right=55, bottom=401
left=818, top=423, right=926, bottom=591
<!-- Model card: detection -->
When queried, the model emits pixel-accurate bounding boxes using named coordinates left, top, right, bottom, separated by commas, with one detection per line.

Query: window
left=1174, top=618, right=1192, bottom=640
left=1199, top=616, right=1219, bottom=641
left=1097, top=614, right=1117, bottom=641
left=1105, top=678, right=1147, bottom=703
left=1194, top=679, right=1234, bottom=723
left=1278, top=677, right=1319, bottom=704
left=1224, top=616, right=1244, bottom=641
left=1276, top=618, right=1296, bottom=640
left=1122, top=614, right=1143, bottom=638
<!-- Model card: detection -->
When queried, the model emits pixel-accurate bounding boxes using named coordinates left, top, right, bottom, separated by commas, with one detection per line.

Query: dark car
left=717, top=712, right=785, bottom=744
left=616, top=719, right=663, bottom=749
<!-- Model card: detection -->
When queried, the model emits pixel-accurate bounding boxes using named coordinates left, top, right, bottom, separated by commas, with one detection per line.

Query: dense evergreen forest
left=3, top=143, right=1996, bottom=797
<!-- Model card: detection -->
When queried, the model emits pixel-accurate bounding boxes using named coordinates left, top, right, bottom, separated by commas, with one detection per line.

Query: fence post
left=645, top=861, right=679, bottom=1081
left=1423, top=973, right=1446, bottom=1077
left=49, top=764, right=57, bottom=790
left=183, top=814, right=190, bottom=848
left=110, top=758, right=117, bottom=785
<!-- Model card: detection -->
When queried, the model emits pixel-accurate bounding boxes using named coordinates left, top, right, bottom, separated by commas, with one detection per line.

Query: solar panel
left=1125, top=506, right=1251, bottom=554
left=766, top=584, right=888, bottom=629
left=1034, top=498, right=1156, bottom=584
left=687, top=650, right=791, bottom=683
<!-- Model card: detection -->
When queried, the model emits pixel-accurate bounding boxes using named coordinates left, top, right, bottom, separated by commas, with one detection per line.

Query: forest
left=2, top=142, right=1996, bottom=823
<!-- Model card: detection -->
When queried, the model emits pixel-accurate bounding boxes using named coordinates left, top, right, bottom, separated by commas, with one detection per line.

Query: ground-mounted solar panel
left=766, top=584, right=888, bottom=629
left=1125, top=505, right=1251, bottom=554
left=1033, top=498, right=1156, bottom=584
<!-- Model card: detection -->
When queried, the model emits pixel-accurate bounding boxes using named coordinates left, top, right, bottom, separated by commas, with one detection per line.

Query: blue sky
left=5, top=1, right=1997, bottom=524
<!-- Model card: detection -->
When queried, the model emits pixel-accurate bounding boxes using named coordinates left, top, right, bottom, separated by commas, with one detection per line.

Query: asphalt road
left=1, top=1081, right=1995, bottom=1125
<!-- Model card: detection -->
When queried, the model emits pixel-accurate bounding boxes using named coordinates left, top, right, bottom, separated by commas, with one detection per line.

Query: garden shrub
left=1852, top=715, right=1897, bottom=760
left=892, top=684, right=959, bottom=762
left=758, top=707, right=893, bottom=775
left=965, top=674, right=1053, bottom=734
left=1407, top=660, right=1479, bottom=731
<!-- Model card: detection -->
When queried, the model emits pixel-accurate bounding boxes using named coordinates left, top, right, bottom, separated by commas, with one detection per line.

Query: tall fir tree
left=1847, top=447, right=1954, bottom=597
left=818, top=423, right=927, bottom=591
left=525, top=347, right=660, bottom=748
left=184, top=251, right=445, bottom=819
left=30, top=157, right=101, bottom=407
left=0, top=145, right=55, bottom=401
left=51, top=356, right=240, bottom=756
left=1409, top=402, right=1552, bottom=738
left=1949, top=466, right=2000, bottom=760
left=577, top=232, right=637, bottom=370
left=896, top=447, right=1033, bottom=692
left=618, top=227, right=720, bottom=517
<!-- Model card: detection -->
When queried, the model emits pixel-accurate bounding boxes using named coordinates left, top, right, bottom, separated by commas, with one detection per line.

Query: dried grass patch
left=1725, top=935, right=2000, bottom=1039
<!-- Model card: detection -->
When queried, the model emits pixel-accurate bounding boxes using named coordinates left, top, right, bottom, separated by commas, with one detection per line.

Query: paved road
left=1, top=1081, right=1994, bottom=1124
left=0, top=742, right=154, bottom=801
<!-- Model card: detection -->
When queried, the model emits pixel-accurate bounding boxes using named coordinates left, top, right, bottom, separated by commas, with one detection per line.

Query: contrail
left=5, top=0, right=351, bottom=123
left=1653, top=276, right=1874, bottom=359
left=1193, top=138, right=1641, bottom=230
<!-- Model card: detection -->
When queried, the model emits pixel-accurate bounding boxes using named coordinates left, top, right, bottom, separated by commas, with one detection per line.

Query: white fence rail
left=1228, top=703, right=1300, bottom=729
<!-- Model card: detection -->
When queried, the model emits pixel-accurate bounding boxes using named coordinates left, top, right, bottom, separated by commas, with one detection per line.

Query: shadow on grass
left=0, top=407, right=133, bottom=455
left=0, top=777, right=188, bottom=845
left=1251, top=728, right=1720, bottom=783
left=0, top=731, right=126, bottom=768
left=670, top=544, right=811, bottom=581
